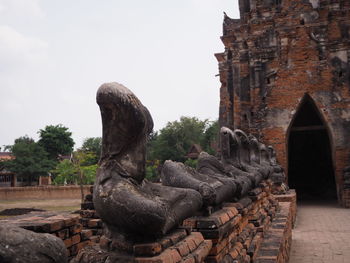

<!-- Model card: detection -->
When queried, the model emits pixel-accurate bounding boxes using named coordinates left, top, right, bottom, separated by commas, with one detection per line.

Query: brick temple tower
left=216, top=0, right=350, bottom=206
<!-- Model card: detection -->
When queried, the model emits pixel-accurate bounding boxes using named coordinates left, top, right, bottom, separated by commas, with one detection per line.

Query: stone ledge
left=255, top=202, right=293, bottom=263
left=72, top=232, right=212, bottom=263
left=274, top=189, right=297, bottom=227
left=180, top=181, right=280, bottom=263
left=0, top=211, right=97, bottom=258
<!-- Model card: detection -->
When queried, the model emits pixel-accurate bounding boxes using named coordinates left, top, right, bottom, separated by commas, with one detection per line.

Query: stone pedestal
left=180, top=180, right=279, bottom=263
left=1, top=211, right=88, bottom=258
left=73, top=229, right=212, bottom=263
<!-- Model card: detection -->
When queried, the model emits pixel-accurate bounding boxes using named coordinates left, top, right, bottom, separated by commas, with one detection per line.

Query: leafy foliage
left=51, top=151, right=97, bottom=185
left=51, top=159, right=76, bottom=185
left=201, top=120, right=219, bottom=155
left=184, top=158, right=198, bottom=169
left=4, top=136, right=55, bottom=185
left=145, top=117, right=218, bottom=181
left=38, top=124, right=75, bottom=160
left=80, top=137, right=102, bottom=164
left=148, top=117, right=219, bottom=163
left=145, top=160, right=160, bottom=182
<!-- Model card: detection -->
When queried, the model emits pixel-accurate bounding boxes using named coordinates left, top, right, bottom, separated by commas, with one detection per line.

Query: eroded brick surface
left=217, top=0, right=350, bottom=206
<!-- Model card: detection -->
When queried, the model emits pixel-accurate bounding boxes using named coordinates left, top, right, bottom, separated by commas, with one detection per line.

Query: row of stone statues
left=93, top=83, right=286, bottom=249
left=161, top=127, right=285, bottom=207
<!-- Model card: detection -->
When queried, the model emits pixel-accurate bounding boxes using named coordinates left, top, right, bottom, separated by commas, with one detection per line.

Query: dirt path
left=0, top=199, right=81, bottom=213
left=289, top=200, right=350, bottom=263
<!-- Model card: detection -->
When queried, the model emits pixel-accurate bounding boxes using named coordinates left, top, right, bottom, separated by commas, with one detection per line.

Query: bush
left=184, top=158, right=198, bottom=169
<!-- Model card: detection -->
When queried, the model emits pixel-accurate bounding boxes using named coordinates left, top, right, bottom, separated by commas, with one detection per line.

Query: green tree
left=51, top=159, right=77, bottom=185
left=80, top=137, right=102, bottom=164
left=184, top=158, right=198, bottom=169
left=51, top=151, right=97, bottom=196
left=38, top=124, right=75, bottom=160
left=201, top=120, right=219, bottom=155
left=4, top=136, right=55, bottom=185
left=147, top=117, right=219, bottom=164
left=148, top=117, right=207, bottom=162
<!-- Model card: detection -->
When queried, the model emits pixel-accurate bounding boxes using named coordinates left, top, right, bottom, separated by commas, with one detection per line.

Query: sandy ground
left=0, top=198, right=81, bottom=214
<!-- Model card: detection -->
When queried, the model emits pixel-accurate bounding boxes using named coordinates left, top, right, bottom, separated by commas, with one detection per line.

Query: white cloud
left=0, top=25, right=48, bottom=71
left=0, top=0, right=44, bottom=18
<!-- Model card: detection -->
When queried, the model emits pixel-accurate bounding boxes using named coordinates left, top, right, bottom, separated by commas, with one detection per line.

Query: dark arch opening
left=288, top=95, right=337, bottom=200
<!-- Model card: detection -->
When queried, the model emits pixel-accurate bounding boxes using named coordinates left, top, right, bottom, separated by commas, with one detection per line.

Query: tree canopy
left=148, top=117, right=219, bottom=163
left=4, top=136, right=55, bottom=185
left=38, top=124, right=75, bottom=160
left=51, top=151, right=98, bottom=186
left=81, top=137, right=102, bottom=163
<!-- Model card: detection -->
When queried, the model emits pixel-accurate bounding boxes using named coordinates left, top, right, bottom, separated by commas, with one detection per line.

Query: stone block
left=80, top=229, right=93, bottom=241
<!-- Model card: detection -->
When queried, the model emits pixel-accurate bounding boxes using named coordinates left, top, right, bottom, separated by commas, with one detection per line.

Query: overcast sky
left=0, top=0, right=240, bottom=149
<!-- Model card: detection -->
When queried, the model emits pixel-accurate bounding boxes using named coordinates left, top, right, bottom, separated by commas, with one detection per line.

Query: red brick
left=71, top=234, right=81, bottom=245
left=69, top=223, right=83, bottom=235
left=63, top=237, right=72, bottom=248
left=55, top=228, right=69, bottom=240
left=134, top=242, right=162, bottom=257
left=192, top=240, right=212, bottom=263
left=87, top=219, right=102, bottom=228
left=80, top=229, right=93, bottom=241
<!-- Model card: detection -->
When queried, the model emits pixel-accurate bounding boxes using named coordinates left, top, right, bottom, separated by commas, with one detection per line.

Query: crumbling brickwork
left=217, top=0, right=350, bottom=206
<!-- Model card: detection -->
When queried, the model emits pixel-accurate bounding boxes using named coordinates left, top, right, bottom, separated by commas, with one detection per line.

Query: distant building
left=0, top=152, right=51, bottom=187
left=185, top=144, right=203, bottom=160
left=0, top=152, right=16, bottom=187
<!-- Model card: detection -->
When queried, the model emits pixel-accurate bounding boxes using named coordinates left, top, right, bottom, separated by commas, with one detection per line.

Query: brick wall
left=0, top=211, right=96, bottom=259
left=194, top=181, right=294, bottom=263
left=1, top=181, right=296, bottom=262
left=0, top=185, right=91, bottom=200
left=217, top=0, right=350, bottom=206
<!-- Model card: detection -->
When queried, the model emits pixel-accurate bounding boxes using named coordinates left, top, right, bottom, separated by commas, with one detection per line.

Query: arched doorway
left=287, top=94, right=337, bottom=200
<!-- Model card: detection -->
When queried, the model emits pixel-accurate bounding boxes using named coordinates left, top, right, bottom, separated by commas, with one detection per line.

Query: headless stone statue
left=247, top=134, right=271, bottom=181
left=0, top=224, right=67, bottom=263
left=161, top=160, right=234, bottom=206
left=196, top=151, right=251, bottom=199
left=219, top=127, right=255, bottom=195
left=160, top=126, right=281, bottom=207
left=267, top=145, right=286, bottom=184
left=221, top=128, right=268, bottom=187
left=93, top=83, right=202, bottom=249
left=232, top=130, right=265, bottom=183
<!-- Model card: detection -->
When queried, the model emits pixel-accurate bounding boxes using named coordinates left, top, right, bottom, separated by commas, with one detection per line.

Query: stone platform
left=72, top=229, right=212, bottom=263
left=181, top=181, right=280, bottom=263
left=0, top=185, right=296, bottom=263
left=1, top=211, right=96, bottom=258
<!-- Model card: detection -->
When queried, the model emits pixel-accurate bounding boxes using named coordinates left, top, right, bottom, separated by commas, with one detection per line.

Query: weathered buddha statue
left=225, top=129, right=266, bottom=187
left=161, top=125, right=275, bottom=205
left=267, top=145, right=286, bottom=184
left=161, top=159, right=235, bottom=206
left=247, top=134, right=271, bottom=181
left=0, top=224, right=67, bottom=263
left=93, top=83, right=202, bottom=249
left=162, top=126, right=272, bottom=205
left=196, top=151, right=253, bottom=198
left=260, top=143, right=275, bottom=177
left=219, top=127, right=255, bottom=194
